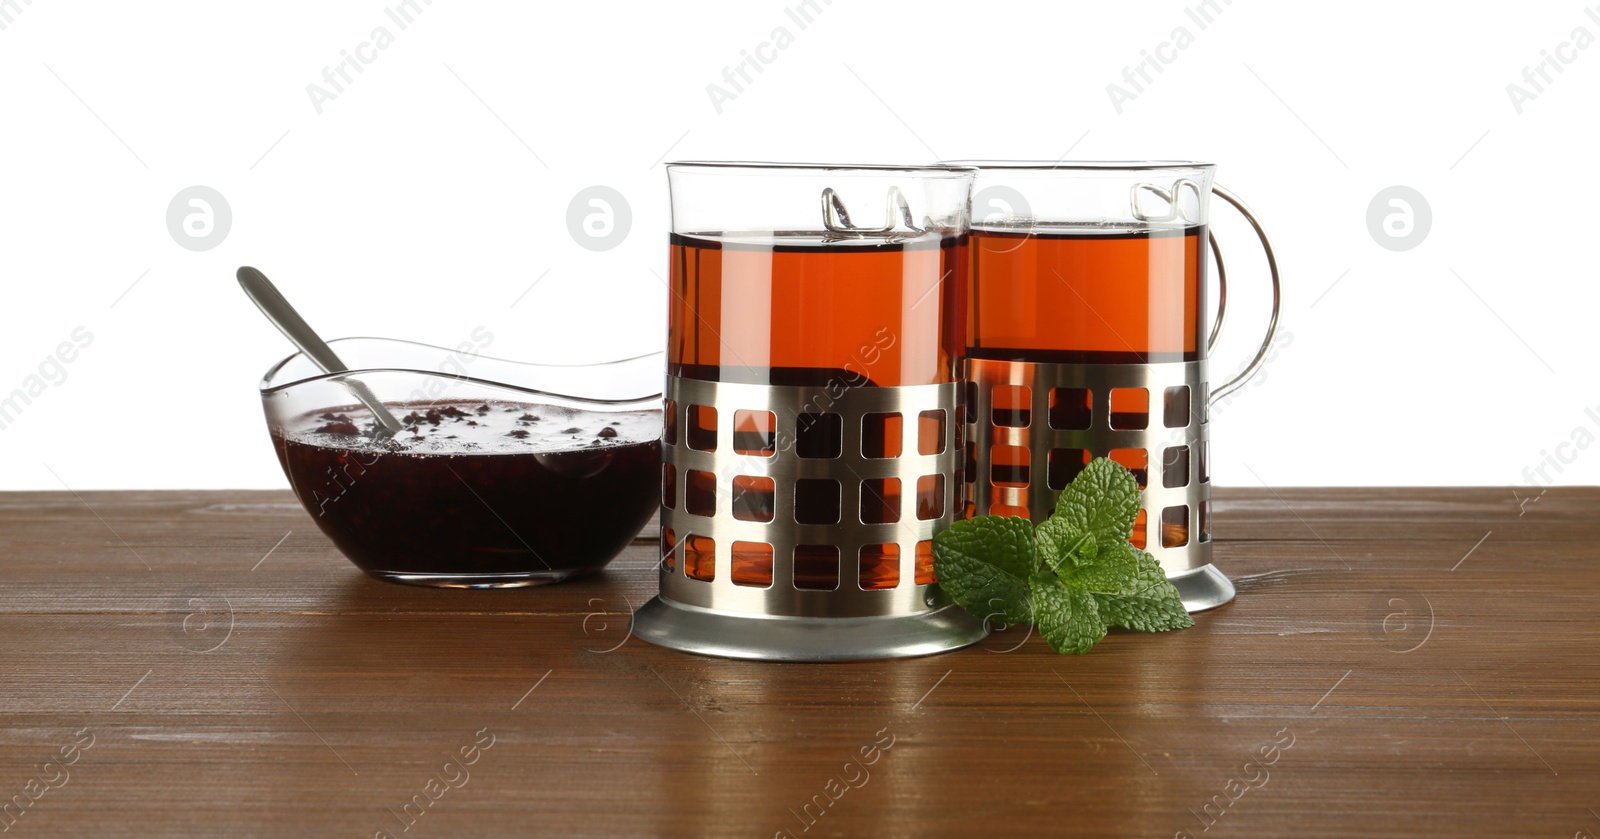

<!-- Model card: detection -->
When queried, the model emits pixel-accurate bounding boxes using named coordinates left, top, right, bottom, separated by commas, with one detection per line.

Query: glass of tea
left=946, top=161, right=1281, bottom=610
left=634, top=162, right=988, bottom=660
left=259, top=338, right=663, bottom=587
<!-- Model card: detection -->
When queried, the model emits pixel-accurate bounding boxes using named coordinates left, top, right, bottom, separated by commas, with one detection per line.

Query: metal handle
left=1205, top=184, right=1281, bottom=406
left=238, top=266, right=351, bottom=375
left=237, top=266, right=405, bottom=437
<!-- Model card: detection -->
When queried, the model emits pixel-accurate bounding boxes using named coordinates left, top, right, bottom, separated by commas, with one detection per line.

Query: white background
left=1, top=0, right=1595, bottom=490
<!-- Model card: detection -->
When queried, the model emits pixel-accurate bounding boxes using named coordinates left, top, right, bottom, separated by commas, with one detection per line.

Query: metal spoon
left=236, top=266, right=405, bottom=439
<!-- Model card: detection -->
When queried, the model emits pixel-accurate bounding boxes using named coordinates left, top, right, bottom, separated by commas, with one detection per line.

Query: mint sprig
left=932, top=457, right=1194, bottom=654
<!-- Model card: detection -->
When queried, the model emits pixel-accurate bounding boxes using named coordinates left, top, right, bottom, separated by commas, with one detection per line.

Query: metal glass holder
left=635, top=376, right=987, bottom=661
left=967, top=358, right=1233, bottom=611
left=964, top=185, right=1281, bottom=613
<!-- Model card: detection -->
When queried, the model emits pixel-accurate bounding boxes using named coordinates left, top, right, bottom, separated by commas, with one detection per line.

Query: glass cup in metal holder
left=633, top=162, right=987, bottom=661
left=947, top=161, right=1281, bottom=611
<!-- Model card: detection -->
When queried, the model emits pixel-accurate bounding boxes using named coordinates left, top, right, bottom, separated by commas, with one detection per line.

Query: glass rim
left=666, top=160, right=978, bottom=176
left=259, top=337, right=664, bottom=403
left=940, top=159, right=1215, bottom=172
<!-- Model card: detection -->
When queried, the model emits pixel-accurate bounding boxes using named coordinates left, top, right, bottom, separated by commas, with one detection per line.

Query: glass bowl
left=259, top=338, right=663, bottom=588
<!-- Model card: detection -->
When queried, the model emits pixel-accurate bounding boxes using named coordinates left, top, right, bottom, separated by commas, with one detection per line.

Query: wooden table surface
left=0, top=487, right=1595, bottom=838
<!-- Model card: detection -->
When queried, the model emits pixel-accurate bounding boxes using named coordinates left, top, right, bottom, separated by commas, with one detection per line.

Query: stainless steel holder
left=635, top=376, right=987, bottom=661
left=967, top=358, right=1233, bottom=611
left=964, top=185, right=1281, bottom=613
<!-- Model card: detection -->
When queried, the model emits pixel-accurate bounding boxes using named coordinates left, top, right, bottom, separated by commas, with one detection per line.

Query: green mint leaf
left=1093, top=591, right=1193, bottom=633
left=1055, top=457, right=1142, bottom=548
left=1059, top=540, right=1148, bottom=596
left=932, top=516, right=1037, bottom=628
left=1087, top=545, right=1194, bottom=632
left=1030, top=570, right=1107, bottom=654
left=1035, top=516, right=1096, bottom=575
left=935, top=456, right=1197, bottom=654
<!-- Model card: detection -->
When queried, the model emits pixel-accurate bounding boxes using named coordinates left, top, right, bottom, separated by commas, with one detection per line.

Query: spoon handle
left=237, top=266, right=405, bottom=437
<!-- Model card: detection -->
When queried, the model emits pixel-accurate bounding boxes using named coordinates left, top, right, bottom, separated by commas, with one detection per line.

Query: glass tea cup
left=944, top=160, right=1281, bottom=610
left=634, top=162, right=988, bottom=661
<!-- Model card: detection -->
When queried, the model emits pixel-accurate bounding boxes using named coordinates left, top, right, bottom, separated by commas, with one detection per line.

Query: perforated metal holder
left=967, top=357, right=1234, bottom=611
left=633, top=376, right=988, bottom=661
left=961, top=185, right=1282, bottom=613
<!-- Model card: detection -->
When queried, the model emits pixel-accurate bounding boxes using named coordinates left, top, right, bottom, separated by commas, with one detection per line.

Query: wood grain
left=0, top=487, right=1595, bottom=838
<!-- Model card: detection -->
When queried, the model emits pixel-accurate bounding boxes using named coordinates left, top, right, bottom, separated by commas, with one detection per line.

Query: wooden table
left=0, top=487, right=1594, bottom=837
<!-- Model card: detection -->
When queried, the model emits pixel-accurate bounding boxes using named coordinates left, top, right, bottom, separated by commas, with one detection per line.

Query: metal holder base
left=1169, top=564, right=1236, bottom=612
left=633, top=596, right=988, bottom=662
left=648, top=376, right=986, bottom=661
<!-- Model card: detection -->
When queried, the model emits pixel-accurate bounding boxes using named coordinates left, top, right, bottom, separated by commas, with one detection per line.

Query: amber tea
left=968, top=223, right=1205, bottom=547
left=668, top=231, right=965, bottom=587
left=968, top=223, right=1206, bottom=363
